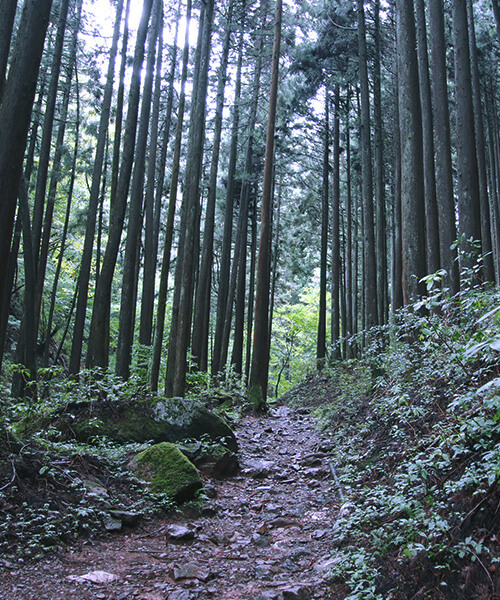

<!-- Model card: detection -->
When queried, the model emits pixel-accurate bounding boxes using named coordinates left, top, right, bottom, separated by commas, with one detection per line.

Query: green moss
left=131, top=442, right=202, bottom=503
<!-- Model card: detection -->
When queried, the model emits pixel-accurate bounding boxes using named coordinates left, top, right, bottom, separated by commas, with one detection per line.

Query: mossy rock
left=17, top=396, right=238, bottom=452
left=129, top=442, right=202, bottom=503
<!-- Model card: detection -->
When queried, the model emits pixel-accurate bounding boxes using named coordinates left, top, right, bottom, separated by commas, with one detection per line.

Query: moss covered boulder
left=129, top=442, right=202, bottom=502
left=18, top=396, right=237, bottom=451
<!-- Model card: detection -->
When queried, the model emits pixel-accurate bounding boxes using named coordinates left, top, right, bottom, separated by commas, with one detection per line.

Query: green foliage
left=270, top=287, right=327, bottom=396
left=302, top=282, right=500, bottom=598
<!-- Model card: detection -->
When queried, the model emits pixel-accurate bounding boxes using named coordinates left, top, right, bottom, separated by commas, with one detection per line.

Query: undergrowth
left=298, top=281, right=500, bottom=599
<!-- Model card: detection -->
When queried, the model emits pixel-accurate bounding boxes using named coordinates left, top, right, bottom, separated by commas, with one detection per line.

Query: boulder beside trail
left=128, top=442, right=202, bottom=503
left=17, top=396, right=237, bottom=451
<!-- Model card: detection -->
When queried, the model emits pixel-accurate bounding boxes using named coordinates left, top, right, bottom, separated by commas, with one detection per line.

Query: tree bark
left=373, top=0, right=388, bottom=325
left=466, top=0, right=495, bottom=282
left=249, top=0, right=282, bottom=411
left=192, top=0, right=235, bottom=372
left=0, top=0, right=53, bottom=371
left=317, top=89, right=329, bottom=369
left=451, top=0, right=482, bottom=275
left=211, top=8, right=246, bottom=377
left=428, top=0, right=459, bottom=294
left=164, top=0, right=215, bottom=397
left=87, top=0, right=154, bottom=370
left=69, top=0, right=125, bottom=374
left=415, top=0, right=440, bottom=276
left=32, top=0, right=71, bottom=269
left=396, top=0, right=427, bottom=303
left=110, top=0, right=132, bottom=212
left=150, top=0, right=192, bottom=392
left=356, top=0, right=378, bottom=328
left=116, top=0, right=161, bottom=379
left=331, top=86, right=341, bottom=358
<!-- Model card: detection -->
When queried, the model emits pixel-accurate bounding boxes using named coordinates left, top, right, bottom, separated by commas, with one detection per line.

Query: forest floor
left=0, top=402, right=349, bottom=600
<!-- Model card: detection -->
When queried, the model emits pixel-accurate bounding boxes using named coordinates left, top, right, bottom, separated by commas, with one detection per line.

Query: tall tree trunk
left=192, top=0, right=235, bottom=372
left=485, top=86, right=500, bottom=282
left=317, top=89, right=329, bottom=369
left=373, top=0, right=388, bottom=325
left=12, top=180, right=37, bottom=398
left=344, top=89, right=354, bottom=357
left=391, top=67, right=404, bottom=312
left=150, top=0, right=192, bottom=392
left=110, top=0, right=132, bottom=212
left=69, top=0, right=125, bottom=375
left=331, top=86, right=341, bottom=358
left=415, top=0, right=440, bottom=276
left=356, top=0, right=378, bottom=328
left=116, top=0, right=161, bottom=380
left=140, top=0, right=178, bottom=348
left=266, top=175, right=281, bottom=379
left=396, top=0, right=427, bottom=303
left=35, top=0, right=83, bottom=358
left=466, top=0, right=495, bottom=282
left=164, top=0, right=215, bottom=397
left=249, top=0, right=282, bottom=411
left=0, top=0, right=53, bottom=373
left=428, top=0, right=458, bottom=294
left=44, top=67, right=80, bottom=366
left=451, top=0, right=482, bottom=276
left=211, top=10, right=245, bottom=377
left=87, top=0, right=154, bottom=370
left=31, top=0, right=71, bottom=268
left=223, top=0, right=267, bottom=375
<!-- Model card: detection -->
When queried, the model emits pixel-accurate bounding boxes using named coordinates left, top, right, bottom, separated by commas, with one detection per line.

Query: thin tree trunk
left=110, top=0, right=132, bottom=212
left=0, top=0, right=53, bottom=373
left=116, top=0, right=161, bottom=379
left=345, top=89, right=354, bottom=357
left=331, top=86, right=341, bottom=358
left=317, top=88, right=329, bottom=369
left=265, top=174, right=281, bottom=380
left=466, top=0, right=495, bottom=282
left=451, top=0, right=482, bottom=275
left=249, top=0, right=282, bottom=411
left=44, top=65, right=80, bottom=366
left=87, top=0, right=154, bottom=370
left=373, top=0, right=388, bottom=325
left=428, top=0, right=458, bottom=294
left=211, top=10, right=245, bottom=376
left=356, top=0, right=378, bottom=328
left=69, top=0, right=124, bottom=374
left=139, top=2, right=175, bottom=348
left=391, top=67, right=404, bottom=312
left=32, top=0, right=71, bottom=267
left=192, top=0, right=234, bottom=372
left=150, top=0, right=192, bottom=392
left=36, top=0, right=82, bottom=356
left=396, top=0, right=427, bottom=303
left=415, top=0, right=440, bottom=276
left=223, top=0, right=267, bottom=375
left=12, top=180, right=38, bottom=398
left=164, top=0, right=215, bottom=397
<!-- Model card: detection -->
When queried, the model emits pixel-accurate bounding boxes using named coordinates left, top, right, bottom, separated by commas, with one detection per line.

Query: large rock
left=129, top=442, right=202, bottom=502
left=18, top=396, right=237, bottom=451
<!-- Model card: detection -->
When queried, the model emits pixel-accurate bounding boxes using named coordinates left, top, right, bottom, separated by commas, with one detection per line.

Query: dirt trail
left=1, top=405, right=347, bottom=600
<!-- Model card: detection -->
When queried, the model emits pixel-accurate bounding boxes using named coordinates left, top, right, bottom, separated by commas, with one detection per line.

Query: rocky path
left=1, top=405, right=347, bottom=600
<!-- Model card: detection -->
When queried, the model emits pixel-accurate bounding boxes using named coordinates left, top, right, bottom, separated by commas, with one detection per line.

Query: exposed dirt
left=0, top=405, right=348, bottom=600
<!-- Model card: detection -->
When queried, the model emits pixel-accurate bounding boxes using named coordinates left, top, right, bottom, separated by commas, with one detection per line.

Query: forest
left=0, top=0, right=499, bottom=598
